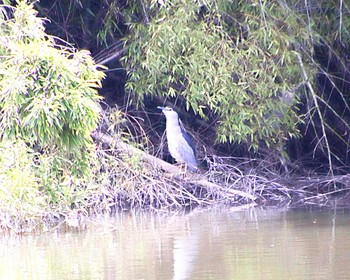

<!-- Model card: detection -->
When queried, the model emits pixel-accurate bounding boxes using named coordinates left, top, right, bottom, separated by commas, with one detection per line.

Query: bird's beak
left=157, top=106, right=166, bottom=110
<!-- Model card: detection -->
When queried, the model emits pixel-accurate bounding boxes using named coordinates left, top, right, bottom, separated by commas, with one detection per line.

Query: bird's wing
left=178, top=118, right=196, bottom=157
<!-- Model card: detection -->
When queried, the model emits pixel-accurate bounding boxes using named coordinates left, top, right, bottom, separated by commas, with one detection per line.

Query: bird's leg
left=180, top=163, right=189, bottom=178
left=174, top=162, right=187, bottom=177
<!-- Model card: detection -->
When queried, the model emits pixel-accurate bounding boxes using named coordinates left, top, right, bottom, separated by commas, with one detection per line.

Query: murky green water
left=1, top=205, right=350, bottom=280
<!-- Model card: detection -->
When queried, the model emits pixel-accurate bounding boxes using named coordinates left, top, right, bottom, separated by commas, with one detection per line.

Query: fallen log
left=91, top=131, right=258, bottom=202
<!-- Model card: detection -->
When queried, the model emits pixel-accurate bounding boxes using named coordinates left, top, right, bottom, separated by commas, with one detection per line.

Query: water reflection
left=172, top=211, right=201, bottom=280
left=1, top=206, right=350, bottom=279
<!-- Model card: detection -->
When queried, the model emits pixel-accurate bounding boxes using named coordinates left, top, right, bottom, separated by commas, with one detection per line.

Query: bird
left=158, top=106, right=198, bottom=172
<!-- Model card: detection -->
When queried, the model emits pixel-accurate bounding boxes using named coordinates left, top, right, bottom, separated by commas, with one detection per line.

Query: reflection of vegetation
left=1, top=1, right=350, bottom=233
left=1, top=210, right=346, bottom=279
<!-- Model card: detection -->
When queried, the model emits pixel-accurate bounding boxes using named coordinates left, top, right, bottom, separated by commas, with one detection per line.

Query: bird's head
left=157, top=106, right=179, bottom=120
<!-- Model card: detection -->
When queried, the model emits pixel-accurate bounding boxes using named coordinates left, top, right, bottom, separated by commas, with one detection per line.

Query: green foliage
left=0, top=1, right=105, bottom=230
left=0, top=140, right=46, bottom=226
left=302, top=0, right=350, bottom=47
left=123, top=0, right=319, bottom=147
left=0, top=0, right=105, bottom=183
left=97, top=1, right=123, bottom=46
left=0, top=1, right=104, bottom=152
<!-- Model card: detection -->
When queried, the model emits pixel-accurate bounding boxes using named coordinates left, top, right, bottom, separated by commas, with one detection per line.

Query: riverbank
left=2, top=131, right=349, bottom=234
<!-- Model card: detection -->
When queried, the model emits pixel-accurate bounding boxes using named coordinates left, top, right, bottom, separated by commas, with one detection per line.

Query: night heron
left=158, top=106, right=198, bottom=172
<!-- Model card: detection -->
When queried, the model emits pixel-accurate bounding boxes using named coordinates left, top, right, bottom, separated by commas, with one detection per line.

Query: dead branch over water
left=91, top=132, right=350, bottom=211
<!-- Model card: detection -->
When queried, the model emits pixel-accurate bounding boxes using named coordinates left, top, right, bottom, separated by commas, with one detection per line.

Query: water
left=1, top=206, right=350, bottom=280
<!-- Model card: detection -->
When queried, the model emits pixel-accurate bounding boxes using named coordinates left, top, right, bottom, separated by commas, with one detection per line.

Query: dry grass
left=88, top=130, right=350, bottom=214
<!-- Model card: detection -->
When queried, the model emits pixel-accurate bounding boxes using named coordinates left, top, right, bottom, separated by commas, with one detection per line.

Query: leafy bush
left=123, top=0, right=319, bottom=148
left=0, top=1, right=104, bottom=175
left=0, top=1, right=105, bottom=230
left=0, top=140, right=46, bottom=228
